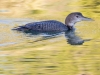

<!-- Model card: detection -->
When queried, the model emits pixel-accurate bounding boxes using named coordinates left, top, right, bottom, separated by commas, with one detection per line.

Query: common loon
left=13, top=12, right=93, bottom=31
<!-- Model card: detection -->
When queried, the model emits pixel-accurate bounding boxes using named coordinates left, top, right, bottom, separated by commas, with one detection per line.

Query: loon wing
left=14, top=20, right=68, bottom=31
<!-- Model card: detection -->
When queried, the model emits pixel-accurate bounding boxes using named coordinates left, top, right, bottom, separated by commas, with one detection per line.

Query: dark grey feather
left=14, top=20, right=68, bottom=31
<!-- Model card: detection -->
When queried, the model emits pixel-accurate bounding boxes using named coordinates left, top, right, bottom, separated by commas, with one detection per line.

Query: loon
left=13, top=12, right=93, bottom=32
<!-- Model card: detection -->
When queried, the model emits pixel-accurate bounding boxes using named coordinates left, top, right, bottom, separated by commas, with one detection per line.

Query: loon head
left=65, top=12, right=93, bottom=29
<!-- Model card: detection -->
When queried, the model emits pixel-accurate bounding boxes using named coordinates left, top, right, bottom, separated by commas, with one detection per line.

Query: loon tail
left=12, top=26, right=29, bottom=31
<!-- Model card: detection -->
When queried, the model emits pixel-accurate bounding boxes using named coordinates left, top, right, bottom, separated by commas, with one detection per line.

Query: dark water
left=0, top=0, right=100, bottom=75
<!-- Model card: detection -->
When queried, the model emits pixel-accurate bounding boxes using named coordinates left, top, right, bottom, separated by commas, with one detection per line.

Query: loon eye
left=76, top=15, right=79, bottom=18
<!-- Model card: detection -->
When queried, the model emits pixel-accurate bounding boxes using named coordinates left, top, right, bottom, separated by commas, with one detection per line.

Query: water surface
left=0, top=0, right=100, bottom=75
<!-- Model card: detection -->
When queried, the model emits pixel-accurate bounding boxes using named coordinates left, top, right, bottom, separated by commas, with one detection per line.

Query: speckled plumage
left=15, top=20, right=68, bottom=31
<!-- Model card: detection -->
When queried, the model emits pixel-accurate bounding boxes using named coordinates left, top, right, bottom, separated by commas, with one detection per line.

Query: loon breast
left=16, top=20, right=68, bottom=31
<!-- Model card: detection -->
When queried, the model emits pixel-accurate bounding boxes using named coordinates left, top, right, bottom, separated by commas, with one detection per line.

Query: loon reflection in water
left=18, top=30, right=90, bottom=45
left=65, top=30, right=90, bottom=45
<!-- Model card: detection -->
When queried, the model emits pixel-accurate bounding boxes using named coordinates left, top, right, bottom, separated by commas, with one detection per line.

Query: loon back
left=14, top=20, right=68, bottom=31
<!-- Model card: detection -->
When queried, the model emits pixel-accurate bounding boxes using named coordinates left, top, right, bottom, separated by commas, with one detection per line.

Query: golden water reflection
left=0, top=0, right=100, bottom=75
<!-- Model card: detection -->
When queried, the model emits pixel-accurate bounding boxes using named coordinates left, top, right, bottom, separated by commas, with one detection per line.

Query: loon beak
left=81, top=16, right=94, bottom=21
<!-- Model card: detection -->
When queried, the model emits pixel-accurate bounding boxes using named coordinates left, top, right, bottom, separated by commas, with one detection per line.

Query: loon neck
left=66, top=25, right=73, bottom=30
left=65, top=19, right=76, bottom=27
left=65, top=22, right=75, bottom=30
left=65, top=18, right=76, bottom=30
